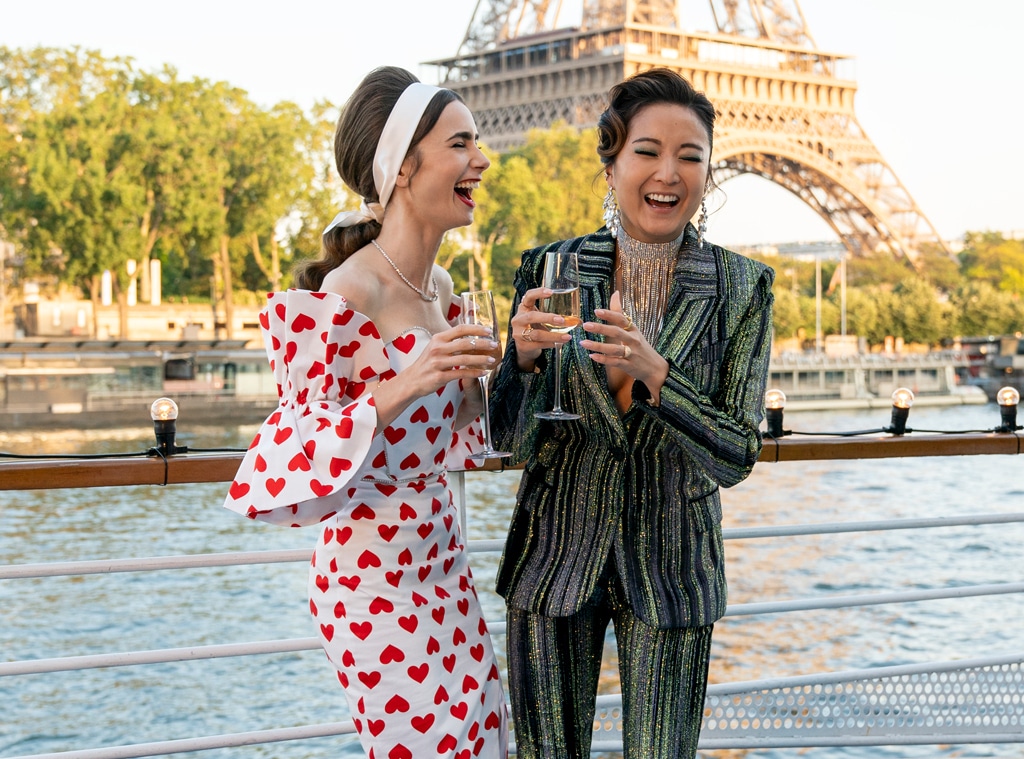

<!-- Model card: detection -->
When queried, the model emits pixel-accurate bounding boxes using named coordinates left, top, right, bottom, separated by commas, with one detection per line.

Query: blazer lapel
left=657, top=226, right=722, bottom=361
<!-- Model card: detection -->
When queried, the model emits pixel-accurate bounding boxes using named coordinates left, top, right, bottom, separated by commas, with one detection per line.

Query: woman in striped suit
left=489, top=68, right=775, bottom=759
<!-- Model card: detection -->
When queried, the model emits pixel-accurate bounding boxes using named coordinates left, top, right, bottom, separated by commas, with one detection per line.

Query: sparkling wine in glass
left=535, top=248, right=581, bottom=421
left=460, top=289, right=511, bottom=459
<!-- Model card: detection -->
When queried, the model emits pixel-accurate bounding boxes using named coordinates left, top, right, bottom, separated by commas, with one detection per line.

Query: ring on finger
left=469, top=335, right=478, bottom=347
left=522, top=326, right=535, bottom=342
left=622, top=344, right=632, bottom=359
left=623, top=315, right=634, bottom=332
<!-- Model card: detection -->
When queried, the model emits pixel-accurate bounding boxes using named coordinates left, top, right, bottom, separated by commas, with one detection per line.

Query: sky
left=4, top=0, right=1022, bottom=247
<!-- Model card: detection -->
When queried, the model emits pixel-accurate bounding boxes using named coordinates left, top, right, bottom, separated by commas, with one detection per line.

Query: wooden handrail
left=0, top=432, right=1020, bottom=491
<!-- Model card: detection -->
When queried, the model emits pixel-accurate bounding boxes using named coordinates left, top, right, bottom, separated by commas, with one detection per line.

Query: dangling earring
left=697, top=198, right=707, bottom=250
left=602, top=186, right=620, bottom=239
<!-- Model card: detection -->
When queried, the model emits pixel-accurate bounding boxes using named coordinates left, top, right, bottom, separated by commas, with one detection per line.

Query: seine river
left=1, top=404, right=1022, bottom=758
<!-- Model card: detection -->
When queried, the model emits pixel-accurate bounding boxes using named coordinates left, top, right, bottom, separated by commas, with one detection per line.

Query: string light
left=886, top=387, right=915, bottom=436
left=149, top=397, right=188, bottom=457
left=765, top=388, right=788, bottom=438
left=996, top=386, right=1021, bottom=432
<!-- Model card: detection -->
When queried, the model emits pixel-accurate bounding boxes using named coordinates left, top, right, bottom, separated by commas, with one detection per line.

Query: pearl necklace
left=371, top=239, right=438, bottom=302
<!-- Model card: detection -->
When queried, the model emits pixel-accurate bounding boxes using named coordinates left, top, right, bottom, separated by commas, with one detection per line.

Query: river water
left=1, top=404, right=1022, bottom=758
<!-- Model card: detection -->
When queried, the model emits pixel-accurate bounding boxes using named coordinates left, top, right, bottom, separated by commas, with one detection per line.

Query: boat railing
left=1, top=433, right=1023, bottom=757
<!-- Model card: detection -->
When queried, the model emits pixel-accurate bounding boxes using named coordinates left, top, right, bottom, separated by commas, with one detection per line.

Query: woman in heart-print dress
left=223, top=66, right=507, bottom=759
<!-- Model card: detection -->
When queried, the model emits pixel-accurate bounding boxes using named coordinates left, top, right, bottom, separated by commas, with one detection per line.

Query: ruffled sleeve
left=223, top=290, right=393, bottom=527
left=443, top=295, right=486, bottom=470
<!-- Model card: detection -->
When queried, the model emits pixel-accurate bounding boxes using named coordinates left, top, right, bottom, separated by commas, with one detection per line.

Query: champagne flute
left=535, top=247, right=582, bottom=421
left=460, top=289, right=511, bottom=460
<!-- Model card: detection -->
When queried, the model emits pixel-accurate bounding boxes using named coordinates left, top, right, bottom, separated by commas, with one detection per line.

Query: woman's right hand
left=510, top=287, right=572, bottom=371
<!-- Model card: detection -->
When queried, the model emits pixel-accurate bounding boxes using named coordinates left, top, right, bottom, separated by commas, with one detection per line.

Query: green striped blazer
left=489, top=224, right=775, bottom=629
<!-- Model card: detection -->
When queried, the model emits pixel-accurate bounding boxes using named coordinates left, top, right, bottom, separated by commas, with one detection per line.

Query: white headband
left=323, top=82, right=443, bottom=236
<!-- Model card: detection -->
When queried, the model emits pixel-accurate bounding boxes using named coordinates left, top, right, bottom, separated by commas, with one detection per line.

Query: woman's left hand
left=582, top=290, right=669, bottom=391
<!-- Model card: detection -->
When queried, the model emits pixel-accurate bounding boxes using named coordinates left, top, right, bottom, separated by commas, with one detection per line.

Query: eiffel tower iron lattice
left=424, top=0, right=949, bottom=264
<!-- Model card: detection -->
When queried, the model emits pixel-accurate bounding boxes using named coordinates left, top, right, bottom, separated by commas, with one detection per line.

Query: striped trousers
left=506, top=569, right=713, bottom=759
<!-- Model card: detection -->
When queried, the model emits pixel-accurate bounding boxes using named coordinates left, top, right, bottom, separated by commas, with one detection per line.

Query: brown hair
left=293, top=66, right=462, bottom=291
left=597, top=67, right=717, bottom=188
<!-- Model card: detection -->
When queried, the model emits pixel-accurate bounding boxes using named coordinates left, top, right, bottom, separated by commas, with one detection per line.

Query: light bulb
left=890, top=387, right=915, bottom=410
left=764, top=389, right=787, bottom=437
left=150, top=397, right=179, bottom=421
left=997, top=386, right=1020, bottom=407
left=765, top=388, right=787, bottom=410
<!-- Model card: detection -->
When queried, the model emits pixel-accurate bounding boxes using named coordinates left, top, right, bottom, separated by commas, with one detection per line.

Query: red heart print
left=358, top=670, right=381, bottom=689
left=259, top=310, right=270, bottom=329
left=310, top=479, right=332, bottom=496
left=398, top=614, right=418, bottom=633
left=291, top=313, right=316, bottom=332
left=412, top=592, right=428, bottom=607
left=330, top=457, right=352, bottom=476
left=229, top=481, right=250, bottom=500
left=254, top=453, right=267, bottom=471
left=378, top=524, right=398, bottom=542
left=484, top=712, right=501, bottom=733
left=368, top=719, right=385, bottom=737
left=453, top=626, right=467, bottom=645
left=418, top=566, right=431, bottom=582
left=273, top=427, right=292, bottom=445
left=411, top=406, right=429, bottom=423
left=385, top=570, right=403, bottom=588
left=407, top=663, right=429, bottom=683
left=470, top=643, right=484, bottom=662
left=427, top=636, right=441, bottom=655
left=450, top=701, right=468, bottom=720
left=372, top=450, right=387, bottom=468
left=315, top=575, right=329, bottom=593
left=457, top=598, right=469, bottom=616
left=338, top=575, right=360, bottom=591
left=444, top=514, right=454, bottom=530
left=445, top=557, right=457, bottom=576
left=400, top=503, right=417, bottom=520
left=401, top=453, right=421, bottom=470
left=338, top=340, right=361, bottom=358
left=443, top=401, right=455, bottom=419
left=336, top=526, right=352, bottom=544
left=427, top=543, right=440, bottom=561
left=352, top=504, right=376, bottom=520
left=319, top=623, right=334, bottom=642
left=359, top=320, right=380, bottom=339
left=434, top=684, right=449, bottom=705
left=288, top=453, right=310, bottom=472
left=384, top=426, right=406, bottom=445
left=350, top=621, right=372, bottom=640
left=411, top=713, right=434, bottom=733
left=381, top=645, right=406, bottom=665
left=334, top=308, right=355, bottom=326
left=310, top=599, right=318, bottom=616
left=417, top=522, right=434, bottom=539
left=437, top=735, right=458, bottom=753
left=398, top=548, right=413, bottom=566
left=315, top=416, right=331, bottom=432
left=392, top=333, right=416, bottom=354
left=342, top=649, right=355, bottom=667
left=369, top=596, right=394, bottom=614
left=335, top=417, right=354, bottom=438
left=303, top=440, right=317, bottom=459
left=410, top=480, right=427, bottom=493
left=376, top=483, right=398, bottom=497
left=462, top=674, right=479, bottom=694
left=265, top=478, right=285, bottom=497
left=443, top=654, right=456, bottom=672
left=488, top=664, right=500, bottom=681
left=285, top=341, right=298, bottom=364
left=274, top=301, right=286, bottom=321
left=432, top=607, right=445, bottom=625
left=306, top=361, right=325, bottom=379
left=358, top=550, right=382, bottom=569
left=426, top=426, right=441, bottom=444
left=333, top=601, right=346, bottom=618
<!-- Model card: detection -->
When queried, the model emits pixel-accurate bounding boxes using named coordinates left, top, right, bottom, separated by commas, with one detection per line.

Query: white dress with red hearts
left=224, top=289, right=508, bottom=759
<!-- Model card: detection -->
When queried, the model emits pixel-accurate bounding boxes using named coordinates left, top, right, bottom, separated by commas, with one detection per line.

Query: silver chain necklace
left=371, top=239, right=438, bottom=302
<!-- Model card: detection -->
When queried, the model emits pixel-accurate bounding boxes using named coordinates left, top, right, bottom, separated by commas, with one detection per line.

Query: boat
left=0, top=339, right=993, bottom=429
left=768, top=350, right=989, bottom=411
left=0, top=338, right=279, bottom=431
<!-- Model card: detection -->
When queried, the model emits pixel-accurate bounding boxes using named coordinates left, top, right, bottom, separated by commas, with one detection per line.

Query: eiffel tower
left=424, top=0, right=949, bottom=264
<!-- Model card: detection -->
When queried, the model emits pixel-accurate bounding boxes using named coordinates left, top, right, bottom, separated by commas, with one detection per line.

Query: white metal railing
left=2, top=476, right=1023, bottom=757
